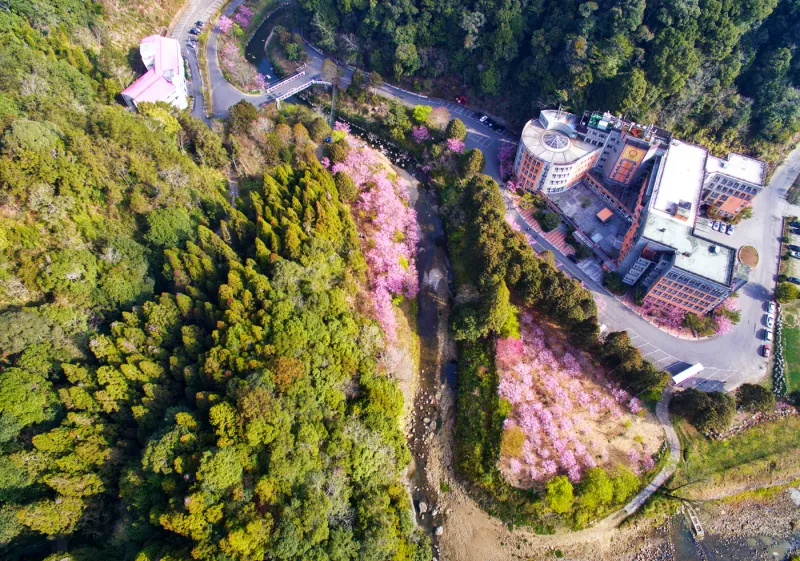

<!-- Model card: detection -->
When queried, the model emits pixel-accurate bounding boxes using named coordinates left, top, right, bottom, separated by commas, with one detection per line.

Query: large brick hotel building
left=512, top=110, right=764, bottom=315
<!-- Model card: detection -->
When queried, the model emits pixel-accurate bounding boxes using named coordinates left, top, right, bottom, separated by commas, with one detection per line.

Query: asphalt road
left=183, top=0, right=800, bottom=390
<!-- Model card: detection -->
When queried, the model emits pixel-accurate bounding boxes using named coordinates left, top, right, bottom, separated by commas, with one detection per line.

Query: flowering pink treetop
left=723, top=297, right=740, bottom=312
left=714, top=314, right=733, bottom=335
left=233, top=5, right=253, bottom=27
left=498, top=143, right=517, bottom=179
left=326, top=133, right=418, bottom=341
left=411, top=125, right=429, bottom=143
left=496, top=319, right=652, bottom=487
left=218, top=15, right=234, bottom=34
left=253, top=73, right=268, bottom=91
left=446, top=138, right=465, bottom=154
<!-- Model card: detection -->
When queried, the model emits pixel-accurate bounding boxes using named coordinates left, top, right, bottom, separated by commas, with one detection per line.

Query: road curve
left=195, top=0, right=800, bottom=391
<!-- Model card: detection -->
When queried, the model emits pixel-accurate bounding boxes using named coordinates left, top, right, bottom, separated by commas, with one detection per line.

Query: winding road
left=180, top=0, right=800, bottom=391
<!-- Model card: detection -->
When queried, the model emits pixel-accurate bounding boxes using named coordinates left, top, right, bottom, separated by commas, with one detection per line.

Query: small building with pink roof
left=122, top=35, right=188, bottom=111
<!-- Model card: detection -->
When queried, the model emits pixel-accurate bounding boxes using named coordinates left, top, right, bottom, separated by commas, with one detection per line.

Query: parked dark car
left=790, top=221, right=800, bottom=228
left=189, top=27, right=200, bottom=35
left=788, top=277, right=800, bottom=285
left=456, top=95, right=468, bottom=104
left=567, top=254, right=579, bottom=264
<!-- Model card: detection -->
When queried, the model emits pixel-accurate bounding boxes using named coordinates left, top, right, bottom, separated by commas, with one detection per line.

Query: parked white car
left=712, top=221, right=720, bottom=231
left=766, top=315, right=775, bottom=329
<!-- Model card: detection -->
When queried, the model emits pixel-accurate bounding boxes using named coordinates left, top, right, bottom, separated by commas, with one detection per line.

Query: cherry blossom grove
left=497, top=314, right=656, bottom=485
left=327, top=127, right=419, bottom=340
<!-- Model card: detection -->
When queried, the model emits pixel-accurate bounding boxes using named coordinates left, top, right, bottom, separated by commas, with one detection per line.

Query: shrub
left=308, top=118, right=331, bottom=142
left=445, top=118, right=467, bottom=140
left=324, top=138, right=351, bottom=163
left=602, top=272, right=626, bottom=295
left=334, top=172, right=357, bottom=202
left=776, top=282, right=799, bottom=302
left=671, top=388, right=735, bottom=433
left=412, top=105, right=432, bottom=124
left=228, top=100, right=258, bottom=135
left=534, top=210, right=560, bottom=232
left=735, top=383, right=775, bottom=413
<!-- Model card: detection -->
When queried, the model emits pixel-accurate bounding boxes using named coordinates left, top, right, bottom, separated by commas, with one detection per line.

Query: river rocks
left=435, top=526, right=444, bottom=536
left=418, top=502, right=428, bottom=514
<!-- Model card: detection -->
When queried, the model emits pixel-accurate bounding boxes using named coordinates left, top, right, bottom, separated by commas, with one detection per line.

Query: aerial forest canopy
left=0, top=2, right=428, bottom=560
left=300, top=0, right=800, bottom=160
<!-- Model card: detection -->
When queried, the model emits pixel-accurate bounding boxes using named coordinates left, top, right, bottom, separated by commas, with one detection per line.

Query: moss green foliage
left=445, top=118, right=467, bottom=140
left=299, top=0, right=800, bottom=163
left=461, top=148, right=486, bottom=178
left=534, top=210, right=561, bottom=232
left=602, top=272, right=627, bottom=295
left=673, top=415, right=800, bottom=493
left=777, top=282, right=800, bottom=302
left=228, top=100, right=259, bottom=135
left=671, top=388, right=736, bottom=433
left=0, top=3, right=229, bottom=368
left=735, top=383, right=775, bottom=413
left=412, top=105, right=432, bottom=124
left=0, top=4, right=429, bottom=559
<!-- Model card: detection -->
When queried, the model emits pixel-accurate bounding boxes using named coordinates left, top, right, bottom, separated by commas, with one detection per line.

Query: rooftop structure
left=640, top=212, right=734, bottom=285
left=519, top=114, right=599, bottom=166
left=514, top=110, right=602, bottom=194
left=705, top=153, right=766, bottom=186
left=650, top=140, right=707, bottom=224
left=122, top=35, right=188, bottom=111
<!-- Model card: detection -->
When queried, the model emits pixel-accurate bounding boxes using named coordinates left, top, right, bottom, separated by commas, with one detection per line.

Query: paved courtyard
left=549, top=183, right=630, bottom=258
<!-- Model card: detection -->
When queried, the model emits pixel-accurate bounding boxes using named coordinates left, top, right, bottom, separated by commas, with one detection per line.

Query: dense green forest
left=0, top=2, right=427, bottom=559
left=300, top=0, right=800, bottom=160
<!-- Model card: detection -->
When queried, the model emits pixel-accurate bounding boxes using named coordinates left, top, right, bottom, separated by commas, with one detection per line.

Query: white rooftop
left=651, top=140, right=707, bottom=224
left=642, top=212, right=733, bottom=285
left=520, top=118, right=600, bottom=166
left=705, top=153, right=766, bottom=186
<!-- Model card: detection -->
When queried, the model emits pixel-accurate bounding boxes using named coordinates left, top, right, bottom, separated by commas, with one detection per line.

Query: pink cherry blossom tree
left=218, top=15, right=233, bottom=34
left=411, top=125, right=429, bottom=143
left=326, top=132, right=419, bottom=340
left=446, top=138, right=465, bottom=153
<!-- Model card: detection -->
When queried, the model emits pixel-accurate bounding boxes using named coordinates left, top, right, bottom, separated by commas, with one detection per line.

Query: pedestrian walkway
left=577, top=258, right=603, bottom=284
left=624, top=387, right=680, bottom=515
left=516, top=206, right=575, bottom=256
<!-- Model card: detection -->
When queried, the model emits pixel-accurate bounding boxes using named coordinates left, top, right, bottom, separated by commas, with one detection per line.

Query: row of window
left=648, top=292, right=707, bottom=312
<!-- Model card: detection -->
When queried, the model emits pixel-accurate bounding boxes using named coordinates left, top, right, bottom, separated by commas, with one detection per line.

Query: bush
left=324, top=138, right=351, bottom=163
left=574, top=244, right=591, bottom=259
left=308, top=118, right=331, bottom=142
left=776, top=282, right=799, bottom=302
left=683, top=313, right=715, bottom=337
left=334, top=172, right=357, bottom=202
left=228, top=100, right=258, bottom=134
left=461, top=148, right=485, bottom=178
left=445, top=118, right=467, bottom=140
left=534, top=210, right=560, bottom=232
left=412, top=105, right=432, bottom=124
left=602, top=272, right=626, bottom=295
left=735, top=383, right=775, bottom=413
left=671, top=388, right=735, bottom=433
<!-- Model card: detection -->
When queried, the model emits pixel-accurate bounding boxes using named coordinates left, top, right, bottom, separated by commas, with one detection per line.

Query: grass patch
left=782, top=300, right=800, bottom=394
left=739, top=245, right=759, bottom=267
left=671, top=416, right=800, bottom=498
